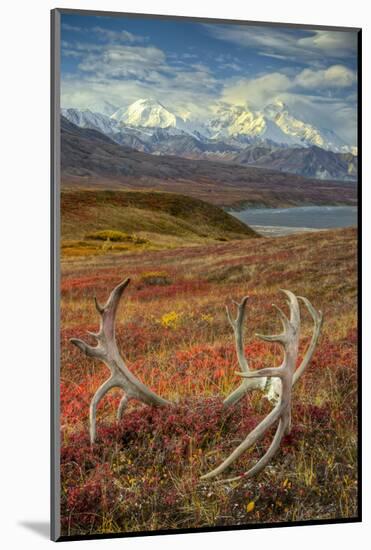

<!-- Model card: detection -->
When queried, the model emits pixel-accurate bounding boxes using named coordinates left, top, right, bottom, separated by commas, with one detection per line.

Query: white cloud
left=92, top=26, right=148, bottom=43
left=77, top=44, right=168, bottom=82
left=222, top=65, right=356, bottom=111
left=295, top=65, right=356, bottom=88
left=62, top=41, right=103, bottom=54
left=61, top=23, right=82, bottom=32
left=298, top=31, right=356, bottom=56
left=222, top=72, right=291, bottom=108
left=61, top=23, right=147, bottom=44
left=221, top=63, right=243, bottom=72
left=204, top=25, right=357, bottom=62
left=259, top=52, right=291, bottom=61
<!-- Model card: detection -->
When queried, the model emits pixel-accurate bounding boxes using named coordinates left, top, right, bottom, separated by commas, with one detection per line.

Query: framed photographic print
left=51, top=8, right=361, bottom=542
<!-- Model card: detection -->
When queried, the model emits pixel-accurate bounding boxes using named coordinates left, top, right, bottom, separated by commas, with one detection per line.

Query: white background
left=0, top=0, right=369, bottom=547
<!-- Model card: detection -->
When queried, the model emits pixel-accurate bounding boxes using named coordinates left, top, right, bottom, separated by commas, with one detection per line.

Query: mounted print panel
left=51, top=8, right=361, bottom=541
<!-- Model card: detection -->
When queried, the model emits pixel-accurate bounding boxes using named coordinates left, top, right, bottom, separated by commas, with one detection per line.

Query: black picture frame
left=51, top=8, right=362, bottom=542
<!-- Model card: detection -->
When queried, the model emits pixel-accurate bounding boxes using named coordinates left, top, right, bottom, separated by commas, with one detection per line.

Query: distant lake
left=229, top=206, right=357, bottom=232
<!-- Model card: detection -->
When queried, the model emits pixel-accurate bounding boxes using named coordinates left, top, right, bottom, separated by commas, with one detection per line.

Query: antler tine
left=293, top=296, right=323, bottom=386
left=223, top=295, right=267, bottom=408
left=201, top=403, right=282, bottom=480
left=255, top=292, right=299, bottom=345
left=70, top=279, right=131, bottom=353
left=70, top=276, right=172, bottom=444
left=86, top=330, right=100, bottom=338
left=255, top=331, right=286, bottom=344
left=239, top=295, right=249, bottom=309
left=225, top=297, right=249, bottom=374
left=70, top=338, right=104, bottom=359
left=280, top=289, right=300, bottom=329
left=212, top=416, right=288, bottom=484
left=225, top=305, right=234, bottom=328
left=226, top=296, right=249, bottom=329
left=94, top=296, right=105, bottom=314
left=102, top=277, right=131, bottom=314
left=95, top=278, right=131, bottom=343
left=298, top=295, right=323, bottom=325
left=272, top=303, right=290, bottom=331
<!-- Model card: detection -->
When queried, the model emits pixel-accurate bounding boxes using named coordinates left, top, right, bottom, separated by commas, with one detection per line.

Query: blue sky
left=61, top=13, right=358, bottom=145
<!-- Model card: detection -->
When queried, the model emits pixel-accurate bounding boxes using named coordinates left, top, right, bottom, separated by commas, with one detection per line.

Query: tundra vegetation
left=60, top=188, right=358, bottom=536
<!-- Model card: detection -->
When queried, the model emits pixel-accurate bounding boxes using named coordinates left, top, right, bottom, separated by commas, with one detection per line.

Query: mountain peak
left=272, top=99, right=286, bottom=111
left=263, top=99, right=288, bottom=117
left=134, top=97, right=165, bottom=108
left=111, top=98, right=178, bottom=128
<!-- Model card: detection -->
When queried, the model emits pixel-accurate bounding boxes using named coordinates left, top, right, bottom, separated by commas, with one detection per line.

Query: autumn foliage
left=60, top=226, right=358, bottom=536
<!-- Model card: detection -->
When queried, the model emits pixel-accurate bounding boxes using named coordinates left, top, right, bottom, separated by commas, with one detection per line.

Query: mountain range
left=62, top=98, right=357, bottom=182
left=60, top=115, right=357, bottom=208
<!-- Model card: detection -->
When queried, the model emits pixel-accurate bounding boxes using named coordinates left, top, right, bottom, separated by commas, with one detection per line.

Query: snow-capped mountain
left=263, top=100, right=349, bottom=152
left=111, top=98, right=179, bottom=129
left=208, top=100, right=350, bottom=152
left=88, top=100, right=118, bottom=117
left=64, top=97, right=353, bottom=153
left=61, top=97, right=357, bottom=181
left=208, top=103, right=298, bottom=146
left=61, top=108, right=121, bottom=137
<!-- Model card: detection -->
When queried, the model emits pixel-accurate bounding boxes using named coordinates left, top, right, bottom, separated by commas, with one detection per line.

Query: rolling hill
left=61, top=188, right=258, bottom=257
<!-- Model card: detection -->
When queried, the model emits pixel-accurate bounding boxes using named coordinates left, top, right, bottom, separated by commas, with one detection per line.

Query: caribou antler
left=223, top=297, right=267, bottom=408
left=70, top=278, right=172, bottom=444
left=266, top=295, right=323, bottom=402
left=201, top=290, right=322, bottom=483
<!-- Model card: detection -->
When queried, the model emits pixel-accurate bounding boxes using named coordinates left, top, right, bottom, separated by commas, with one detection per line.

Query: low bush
left=86, top=230, right=147, bottom=244
left=140, top=271, right=172, bottom=286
